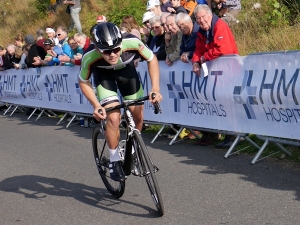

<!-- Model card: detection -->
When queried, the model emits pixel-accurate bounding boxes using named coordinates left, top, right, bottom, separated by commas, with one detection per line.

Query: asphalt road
left=1, top=112, right=300, bottom=225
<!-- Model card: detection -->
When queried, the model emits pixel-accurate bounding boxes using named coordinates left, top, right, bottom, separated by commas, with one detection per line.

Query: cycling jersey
left=79, top=33, right=154, bottom=106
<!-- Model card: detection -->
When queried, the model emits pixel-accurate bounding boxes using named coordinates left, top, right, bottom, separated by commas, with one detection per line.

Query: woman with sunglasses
left=148, top=16, right=167, bottom=60
left=78, top=22, right=162, bottom=181
left=141, top=11, right=156, bottom=46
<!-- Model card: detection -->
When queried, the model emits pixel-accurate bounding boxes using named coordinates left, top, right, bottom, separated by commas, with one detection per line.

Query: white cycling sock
left=109, top=147, right=121, bottom=162
left=132, top=146, right=135, bottom=154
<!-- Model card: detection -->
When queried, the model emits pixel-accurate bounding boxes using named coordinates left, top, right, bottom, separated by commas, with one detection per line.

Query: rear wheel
left=132, top=130, right=164, bottom=216
left=92, top=125, right=125, bottom=198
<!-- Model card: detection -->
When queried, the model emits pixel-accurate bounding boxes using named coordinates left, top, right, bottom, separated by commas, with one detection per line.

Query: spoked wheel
left=92, top=125, right=125, bottom=198
left=132, top=130, right=164, bottom=216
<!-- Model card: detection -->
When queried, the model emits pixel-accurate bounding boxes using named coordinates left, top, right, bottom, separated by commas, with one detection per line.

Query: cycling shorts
left=93, top=64, right=144, bottom=107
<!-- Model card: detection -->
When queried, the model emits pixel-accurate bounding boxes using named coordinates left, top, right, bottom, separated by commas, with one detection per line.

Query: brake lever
left=151, top=93, right=162, bottom=114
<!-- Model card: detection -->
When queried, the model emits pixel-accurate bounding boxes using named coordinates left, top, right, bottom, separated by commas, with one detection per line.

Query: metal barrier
left=251, top=135, right=300, bottom=164
left=3, top=104, right=26, bottom=116
left=65, top=111, right=93, bottom=128
left=27, top=108, right=57, bottom=121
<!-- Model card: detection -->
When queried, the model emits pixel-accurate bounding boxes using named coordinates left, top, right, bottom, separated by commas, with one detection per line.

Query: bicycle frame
left=99, top=96, right=159, bottom=176
left=93, top=95, right=164, bottom=215
left=123, top=105, right=140, bottom=176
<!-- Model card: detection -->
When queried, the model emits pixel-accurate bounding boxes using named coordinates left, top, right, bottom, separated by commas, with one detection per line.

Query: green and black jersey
left=79, top=33, right=154, bottom=82
left=79, top=33, right=154, bottom=105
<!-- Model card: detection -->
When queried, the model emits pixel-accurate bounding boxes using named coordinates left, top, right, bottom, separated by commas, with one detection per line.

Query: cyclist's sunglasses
left=100, top=47, right=121, bottom=55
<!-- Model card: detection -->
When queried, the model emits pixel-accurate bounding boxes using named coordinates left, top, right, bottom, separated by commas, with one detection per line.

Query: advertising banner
left=1, top=52, right=300, bottom=140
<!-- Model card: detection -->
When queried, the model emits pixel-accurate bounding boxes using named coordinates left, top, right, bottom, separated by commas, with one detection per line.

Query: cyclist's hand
left=93, top=106, right=106, bottom=121
left=149, top=91, right=162, bottom=103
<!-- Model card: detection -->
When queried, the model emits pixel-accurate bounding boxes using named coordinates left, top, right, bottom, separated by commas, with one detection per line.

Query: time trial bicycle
left=92, top=94, right=164, bottom=216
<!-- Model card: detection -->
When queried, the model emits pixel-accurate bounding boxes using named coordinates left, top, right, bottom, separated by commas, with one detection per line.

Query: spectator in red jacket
left=191, top=4, right=238, bottom=147
left=192, top=4, right=238, bottom=76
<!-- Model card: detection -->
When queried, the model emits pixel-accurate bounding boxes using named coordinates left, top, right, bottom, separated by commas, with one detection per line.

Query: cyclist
left=78, top=22, right=163, bottom=181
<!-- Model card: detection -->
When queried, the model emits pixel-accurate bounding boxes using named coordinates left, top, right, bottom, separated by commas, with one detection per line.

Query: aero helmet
left=92, top=22, right=122, bottom=50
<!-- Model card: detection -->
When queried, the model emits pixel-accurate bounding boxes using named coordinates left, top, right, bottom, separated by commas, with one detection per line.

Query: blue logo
left=19, top=76, right=27, bottom=98
left=167, top=71, right=185, bottom=112
left=233, top=70, right=258, bottom=119
left=75, top=83, right=83, bottom=104
left=44, top=75, right=54, bottom=101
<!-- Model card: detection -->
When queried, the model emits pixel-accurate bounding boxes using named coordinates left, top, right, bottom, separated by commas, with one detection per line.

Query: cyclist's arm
left=147, top=55, right=162, bottom=103
left=122, top=36, right=162, bottom=103
left=78, top=80, right=106, bottom=120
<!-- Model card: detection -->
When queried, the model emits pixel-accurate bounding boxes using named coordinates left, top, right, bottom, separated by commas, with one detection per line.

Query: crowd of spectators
left=0, top=0, right=241, bottom=70
left=0, top=25, right=89, bottom=69
left=0, top=0, right=242, bottom=146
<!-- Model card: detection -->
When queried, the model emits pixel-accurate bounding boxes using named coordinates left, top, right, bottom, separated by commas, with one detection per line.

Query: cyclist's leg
left=104, top=104, right=125, bottom=181
left=104, top=103, right=121, bottom=150
left=96, top=84, right=124, bottom=181
left=116, top=65, right=145, bottom=131
left=94, top=71, right=123, bottom=164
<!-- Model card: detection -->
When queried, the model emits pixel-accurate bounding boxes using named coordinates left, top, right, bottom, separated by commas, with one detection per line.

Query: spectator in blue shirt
left=63, top=36, right=83, bottom=66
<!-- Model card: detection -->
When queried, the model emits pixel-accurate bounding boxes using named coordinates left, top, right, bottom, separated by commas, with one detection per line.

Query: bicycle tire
left=132, top=130, right=164, bottom=216
left=92, top=125, right=125, bottom=198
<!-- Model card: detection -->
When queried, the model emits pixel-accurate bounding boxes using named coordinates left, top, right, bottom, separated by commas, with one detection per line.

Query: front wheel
left=92, top=125, right=125, bottom=198
left=132, top=130, right=164, bottom=216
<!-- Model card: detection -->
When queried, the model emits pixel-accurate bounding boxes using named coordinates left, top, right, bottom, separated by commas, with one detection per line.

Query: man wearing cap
left=31, top=38, right=63, bottom=67
left=43, top=38, right=62, bottom=66
left=24, top=34, right=47, bottom=68
left=96, top=15, right=107, bottom=24
left=147, top=0, right=162, bottom=16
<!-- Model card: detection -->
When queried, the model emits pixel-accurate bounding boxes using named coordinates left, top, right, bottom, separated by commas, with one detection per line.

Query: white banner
left=0, top=66, right=93, bottom=113
left=1, top=51, right=300, bottom=140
